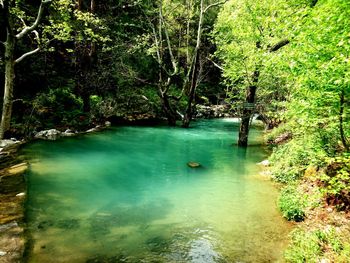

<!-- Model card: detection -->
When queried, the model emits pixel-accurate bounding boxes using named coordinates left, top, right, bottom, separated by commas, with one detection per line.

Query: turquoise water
left=24, top=119, right=292, bottom=262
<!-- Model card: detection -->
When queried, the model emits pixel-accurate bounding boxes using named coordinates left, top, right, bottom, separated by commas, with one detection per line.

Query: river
left=23, top=119, right=292, bottom=262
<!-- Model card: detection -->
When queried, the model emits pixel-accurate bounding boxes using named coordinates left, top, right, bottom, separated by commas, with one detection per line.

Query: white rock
left=105, top=121, right=111, bottom=127
left=86, top=128, right=98, bottom=133
left=0, top=251, right=7, bottom=256
left=0, top=139, right=17, bottom=147
left=35, top=129, right=61, bottom=140
left=16, top=192, right=25, bottom=197
left=258, top=160, right=270, bottom=166
left=62, top=130, right=76, bottom=137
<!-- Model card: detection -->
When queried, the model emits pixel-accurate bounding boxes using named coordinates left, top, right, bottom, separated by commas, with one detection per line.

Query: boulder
left=35, top=129, right=61, bottom=140
left=195, top=104, right=232, bottom=119
left=0, top=139, right=20, bottom=150
left=62, top=129, right=76, bottom=137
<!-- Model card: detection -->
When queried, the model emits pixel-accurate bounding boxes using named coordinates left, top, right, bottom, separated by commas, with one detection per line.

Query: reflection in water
left=23, top=119, right=292, bottom=262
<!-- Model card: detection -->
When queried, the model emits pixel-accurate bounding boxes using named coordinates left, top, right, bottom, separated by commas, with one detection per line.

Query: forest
left=1, top=0, right=350, bottom=262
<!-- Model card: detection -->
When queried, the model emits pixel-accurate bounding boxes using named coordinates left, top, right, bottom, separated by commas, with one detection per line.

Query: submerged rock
left=187, top=162, right=201, bottom=168
left=56, top=219, right=80, bottom=229
left=8, top=163, right=28, bottom=175
left=188, top=239, right=222, bottom=263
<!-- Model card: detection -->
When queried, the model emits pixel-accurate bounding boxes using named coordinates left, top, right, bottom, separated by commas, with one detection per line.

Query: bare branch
left=16, top=0, right=51, bottom=39
left=160, top=13, right=178, bottom=75
left=19, top=17, right=27, bottom=28
left=207, top=57, right=224, bottom=71
left=15, top=48, right=40, bottom=63
left=204, top=0, right=227, bottom=13
left=269, top=39, right=290, bottom=52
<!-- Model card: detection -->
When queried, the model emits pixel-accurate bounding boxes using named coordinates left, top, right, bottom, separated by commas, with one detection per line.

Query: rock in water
left=258, top=159, right=270, bottom=166
left=35, top=129, right=61, bottom=140
left=187, top=162, right=201, bottom=168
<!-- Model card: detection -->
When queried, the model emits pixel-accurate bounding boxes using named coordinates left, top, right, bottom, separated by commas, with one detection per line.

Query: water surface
left=23, top=119, right=292, bottom=262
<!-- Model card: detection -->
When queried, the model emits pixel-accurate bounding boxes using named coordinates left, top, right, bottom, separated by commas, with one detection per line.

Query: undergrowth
left=285, top=227, right=350, bottom=263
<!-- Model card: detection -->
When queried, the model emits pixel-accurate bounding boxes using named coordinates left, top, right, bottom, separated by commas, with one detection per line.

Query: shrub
left=284, top=229, right=321, bottom=262
left=319, top=155, right=350, bottom=210
left=270, top=138, right=326, bottom=183
left=32, top=86, right=88, bottom=130
left=278, top=185, right=306, bottom=221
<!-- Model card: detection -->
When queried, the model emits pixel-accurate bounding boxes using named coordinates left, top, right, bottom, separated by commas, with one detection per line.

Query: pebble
left=16, top=192, right=25, bottom=197
left=0, top=251, right=7, bottom=256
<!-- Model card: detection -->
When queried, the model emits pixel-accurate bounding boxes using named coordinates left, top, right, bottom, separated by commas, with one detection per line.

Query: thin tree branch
left=269, top=39, right=290, bottom=52
left=15, top=48, right=40, bottom=63
left=15, top=0, right=51, bottom=39
left=160, top=13, right=178, bottom=75
left=204, top=0, right=227, bottom=13
left=207, top=57, right=224, bottom=71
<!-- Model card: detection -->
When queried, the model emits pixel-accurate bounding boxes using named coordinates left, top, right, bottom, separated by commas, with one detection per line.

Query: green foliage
left=89, top=86, right=161, bottom=120
left=270, top=138, right=326, bottom=183
left=32, top=85, right=88, bottom=129
left=285, top=227, right=350, bottom=263
left=320, top=155, right=350, bottom=210
left=213, top=0, right=296, bottom=119
left=265, top=123, right=292, bottom=144
left=280, top=0, right=350, bottom=152
left=278, top=185, right=305, bottom=221
left=284, top=229, right=321, bottom=262
left=43, top=0, right=110, bottom=48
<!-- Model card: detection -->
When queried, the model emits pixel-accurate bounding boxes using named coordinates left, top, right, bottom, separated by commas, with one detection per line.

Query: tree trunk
left=339, top=88, right=348, bottom=151
left=160, top=92, right=177, bottom=126
left=182, top=0, right=204, bottom=128
left=0, top=21, right=16, bottom=139
left=182, top=70, right=197, bottom=128
left=238, top=69, right=260, bottom=147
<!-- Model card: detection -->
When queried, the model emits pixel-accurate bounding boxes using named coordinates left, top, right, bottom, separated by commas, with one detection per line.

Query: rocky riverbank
left=0, top=140, right=27, bottom=263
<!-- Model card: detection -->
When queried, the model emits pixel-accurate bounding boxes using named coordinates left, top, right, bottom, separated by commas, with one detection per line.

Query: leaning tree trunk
left=0, top=33, right=16, bottom=139
left=238, top=70, right=260, bottom=147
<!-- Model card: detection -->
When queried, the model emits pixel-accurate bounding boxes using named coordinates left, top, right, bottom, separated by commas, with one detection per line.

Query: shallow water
left=23, top=119, right=292, bottom=262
